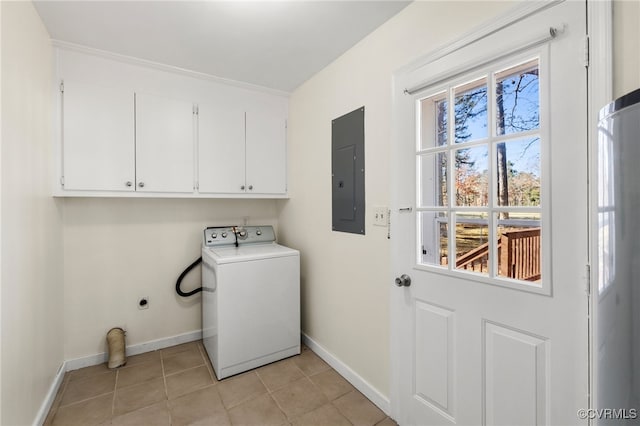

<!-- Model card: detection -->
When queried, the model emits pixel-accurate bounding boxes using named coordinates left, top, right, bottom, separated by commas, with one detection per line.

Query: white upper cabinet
left=55, top=48, right=288, bottom=198
left=245, top=95, right=288, bottom=195
left=135, top=93, right=195, bottom=193
left=62, top=80, right=135, bottom=191
left=198, top=101, right=246, bottom=194
left=198, top=94, right=288, bottom=195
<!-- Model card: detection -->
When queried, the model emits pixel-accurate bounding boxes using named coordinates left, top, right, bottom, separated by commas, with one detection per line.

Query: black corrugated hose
left=176, top=257, right=203, bottom=297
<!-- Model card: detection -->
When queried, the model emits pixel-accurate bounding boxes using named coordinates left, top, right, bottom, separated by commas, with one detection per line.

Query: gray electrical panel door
left=332, top=107, right=365, bottom=234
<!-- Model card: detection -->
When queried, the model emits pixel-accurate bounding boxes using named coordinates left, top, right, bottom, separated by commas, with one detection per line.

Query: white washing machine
left=201, top=225, right=300, bottom=380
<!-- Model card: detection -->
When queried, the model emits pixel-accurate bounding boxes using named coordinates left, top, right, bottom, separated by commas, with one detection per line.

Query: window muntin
left=417, top=58, right=542, bottom=286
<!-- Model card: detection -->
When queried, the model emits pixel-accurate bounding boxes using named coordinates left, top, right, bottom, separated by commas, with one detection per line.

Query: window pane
left=496, top=60, right=539, bottom=135
left=495, top=138, right=541, bottom=207
left=419, top=211, right=448, bottom=267
left=455, top=79, right=488, bottom=143
left=454, top=212, right=489, bottom=275
left=419, top=152, right=448, bottom=207
left=455, top=145, right=488, bottom=207
left=496, top=212, right=541, bottom=281
left=420, top=95, right=448, bottom=150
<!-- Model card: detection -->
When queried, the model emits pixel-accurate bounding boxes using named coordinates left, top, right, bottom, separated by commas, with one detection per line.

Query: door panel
left=198, top=100, right=246, bottom=194
left=245, top=95, right=287, bottom=195
left=414, top=301, right=454, bottom=416
left=392, top=2, right=588, bottom=425
left=135, top=92, right=194, bottom=193
left=62, top=80, right=134, bottom=191
left=484, top=322, right=547, bottom=425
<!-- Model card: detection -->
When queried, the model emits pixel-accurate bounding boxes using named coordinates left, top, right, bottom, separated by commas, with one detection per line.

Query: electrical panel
left=332, top=107, right=365, bottom=235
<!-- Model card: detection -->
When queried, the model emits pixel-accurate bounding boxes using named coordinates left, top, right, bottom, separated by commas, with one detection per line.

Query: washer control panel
left=203, top=226, right=276, bottom=247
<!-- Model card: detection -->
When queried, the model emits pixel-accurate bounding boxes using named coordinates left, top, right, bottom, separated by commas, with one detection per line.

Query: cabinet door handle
left=241, top=185, right=245, bottom=190
left=248, top=185, right=253, bottom=190
left=125, top=181, right=133, bottom=187
left=138, top=182, right=145, bottom=188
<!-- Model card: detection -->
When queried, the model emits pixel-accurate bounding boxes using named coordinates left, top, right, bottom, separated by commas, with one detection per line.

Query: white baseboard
left=34, top=330, right=202, bottom=425
left=33, top=362, right=67, bottom=426
left=302, top=333, right=390, bottom=415
left=64, top=329, right=202, bottom=372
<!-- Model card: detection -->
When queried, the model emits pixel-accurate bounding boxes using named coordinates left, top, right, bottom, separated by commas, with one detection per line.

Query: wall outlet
left=138, top=297, right=149, bottom=310
left=373, top=206, right=388, bottom=227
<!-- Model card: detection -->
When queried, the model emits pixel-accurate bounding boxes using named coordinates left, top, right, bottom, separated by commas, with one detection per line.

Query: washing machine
left=201, top=225, right=300, bottom=380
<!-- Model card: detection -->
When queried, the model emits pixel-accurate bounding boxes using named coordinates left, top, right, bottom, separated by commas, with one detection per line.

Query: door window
left=417, top=58, right=544, bottom=287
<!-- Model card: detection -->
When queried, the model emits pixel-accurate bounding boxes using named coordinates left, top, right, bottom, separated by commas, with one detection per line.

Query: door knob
left=395, top=274, right=411, bottom=287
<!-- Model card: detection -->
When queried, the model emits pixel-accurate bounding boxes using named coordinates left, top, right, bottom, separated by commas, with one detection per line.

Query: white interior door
left=391, top=2, right=588, bottom=425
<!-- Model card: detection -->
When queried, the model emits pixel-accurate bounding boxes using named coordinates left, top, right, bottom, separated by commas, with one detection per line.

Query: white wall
left=613, top=0, right=640, bottom=97
left=62, top=197, right=278, bottom=360
left=278, top=1, right=516, bottom=398
left=0, top=2, right=64, bottom=424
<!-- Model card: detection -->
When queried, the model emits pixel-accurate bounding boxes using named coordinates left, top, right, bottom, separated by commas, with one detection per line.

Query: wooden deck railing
left=447, top=227, right=541, bottom=281
left=499, top=227, right=541, bottom=281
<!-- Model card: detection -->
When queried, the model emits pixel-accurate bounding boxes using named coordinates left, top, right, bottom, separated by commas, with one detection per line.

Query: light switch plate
left=373, top=206, right=388, bottom=227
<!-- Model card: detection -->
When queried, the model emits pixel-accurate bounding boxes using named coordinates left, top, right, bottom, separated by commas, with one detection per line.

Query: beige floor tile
left=111, top=401, right=171, bottom=426
left=256, top=358, right=305, bottom=391
left=68, top=363, right=111, bottom=381
left=201, top=351, right=220, bottom=382
left=124, top=350, right=161, bottom=367
left=169, top=385, right=230, bottom=426
left=116, top=358, right=163, bottom=389
left=292, top=348, right=330, bottom=376
left=228, top=394, right=287, bottom=426
left=375, top=417, right=398, bottom=426
left=46, top=341, right=376, bottom=426
left=199, top=344, right=221, bottom=381
left=61, top=371, right=116, bottom=406
left=271, top=377, right=328, bottom=419
left=308, top=369, right=355, bottom=401
left=163, top=347, right=205, bottom=375
left=161, top=341, right=200, bottom=357
left=113, top=377, right=166, bottom=416
left=333, top=391, right=386, bottom=426
left=291, top=403, right=352, bottom=426
left=43, top=378, right=70, bottom=425
left=217, top=372, right=267, bottom=409
left=51, top=393, right=113, bottom=426
left=166, top=365, right=214, bottom=400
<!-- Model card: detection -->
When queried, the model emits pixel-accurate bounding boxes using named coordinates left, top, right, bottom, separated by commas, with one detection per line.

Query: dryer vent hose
left=176, top=257, right=203, bottom=297
left=106, top=327, right=127, bottom=369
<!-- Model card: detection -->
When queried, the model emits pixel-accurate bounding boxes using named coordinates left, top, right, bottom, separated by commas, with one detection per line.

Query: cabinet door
left=245, top=98, right=287, bottom=194
left=198, top=101, right=246, bottom=194
left=62, top=80, right=135, bottom=191
left=135, top=93, right=195, bottom=193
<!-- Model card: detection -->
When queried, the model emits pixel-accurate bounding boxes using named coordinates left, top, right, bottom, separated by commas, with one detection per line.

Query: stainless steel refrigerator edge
left=596, top=87, right=640, bottom=424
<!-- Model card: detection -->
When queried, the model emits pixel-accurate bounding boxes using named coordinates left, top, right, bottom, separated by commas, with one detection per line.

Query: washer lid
left=202, top=242, right=299, bottom=264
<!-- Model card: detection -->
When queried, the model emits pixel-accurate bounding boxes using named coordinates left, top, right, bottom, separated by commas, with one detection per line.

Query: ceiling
left=33, top=1, right=411, bottom=93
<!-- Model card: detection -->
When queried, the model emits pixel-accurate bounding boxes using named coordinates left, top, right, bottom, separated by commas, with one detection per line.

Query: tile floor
left=44, top=341, right=397, bottom=426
